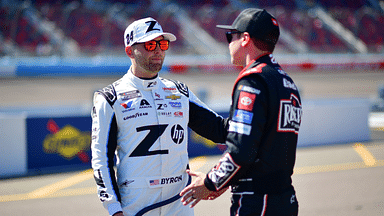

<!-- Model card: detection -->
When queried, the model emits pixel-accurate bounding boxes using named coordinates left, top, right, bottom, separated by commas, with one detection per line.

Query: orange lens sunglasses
left=143, top=40, right=170, bottom=51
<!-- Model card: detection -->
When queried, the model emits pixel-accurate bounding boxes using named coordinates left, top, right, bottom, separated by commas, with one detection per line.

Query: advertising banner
left=26, top=116, right=92, bottom=173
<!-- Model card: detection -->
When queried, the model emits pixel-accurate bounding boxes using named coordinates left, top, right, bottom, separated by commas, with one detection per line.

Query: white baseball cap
left=124, top=17, right=176, bottom=47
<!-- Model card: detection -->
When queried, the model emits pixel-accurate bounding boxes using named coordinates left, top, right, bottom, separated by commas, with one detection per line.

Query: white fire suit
left=91, top=69, right=227, bottom=216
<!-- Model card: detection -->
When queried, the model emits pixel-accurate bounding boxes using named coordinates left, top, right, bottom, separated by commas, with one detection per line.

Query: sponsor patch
left=148, top=175, right=183, bottom=188
left=171, top=124, right=184, bottom=144
left=121, top=100, right=133, bottom=109
left=157, top=111, right=172, bottom=117
left=208, top=153, right=240, bottom=190
left=139, top=99, right=152, bottom=109
left=238, top=85, right=261, bottom=94
left=169, top=102, right=182, bottom=109
left=165, top=94, right=181, bottom=100
left=119, top=90, right=142, bottom=101
left=232, top=109, right=253, bottom=124
left=121, top=100, right=135, bottom=112
left=228, top=121, right=252, bottom=135
left=173, top=111, right=183, bottom=118
left=123, top=112, right=148, bottom=120
left=277, top=94, right=302, bottom=134
left=162, top=87, right=177, bottom=92
left=283, top=78, right=297, bottom=90
left=154, top=92, right=162, bottom=100
left=157, top=103, right=168, bottom=110
left=237, top=91, right=256, bottom=111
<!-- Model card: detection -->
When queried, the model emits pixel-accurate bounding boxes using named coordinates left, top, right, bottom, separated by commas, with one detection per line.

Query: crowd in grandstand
left=0, top=0, right=383, bottom=56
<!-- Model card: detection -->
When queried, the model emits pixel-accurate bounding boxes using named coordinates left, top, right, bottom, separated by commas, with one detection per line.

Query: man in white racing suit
left=91, top=17, right=228, bottom=216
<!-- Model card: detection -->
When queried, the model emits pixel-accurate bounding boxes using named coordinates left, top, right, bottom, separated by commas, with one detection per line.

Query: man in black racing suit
left=180, top=8, right=302, bottom=216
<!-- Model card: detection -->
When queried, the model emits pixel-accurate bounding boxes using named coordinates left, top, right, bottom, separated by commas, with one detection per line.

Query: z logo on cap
left=145, top=21, right=160, bottom=33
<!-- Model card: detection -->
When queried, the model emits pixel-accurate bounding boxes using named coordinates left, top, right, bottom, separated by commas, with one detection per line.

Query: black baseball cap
left=216, top=8, right=280, bottom=45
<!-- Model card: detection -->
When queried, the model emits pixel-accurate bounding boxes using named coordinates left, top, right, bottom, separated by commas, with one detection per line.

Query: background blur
left=1, top=0, right=384, bottom=56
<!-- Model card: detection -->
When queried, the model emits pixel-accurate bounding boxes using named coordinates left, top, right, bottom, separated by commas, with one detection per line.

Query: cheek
left=230, top=45, right=245, bottom=66
left=133, top=49, right=148, bottom=61
left=229, top=44, right=239, bottom=60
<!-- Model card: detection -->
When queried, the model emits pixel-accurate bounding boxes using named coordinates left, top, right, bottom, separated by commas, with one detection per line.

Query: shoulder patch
left=97, top=84, right=117, bottom=107
left=163, top=78, right=189, bottom=97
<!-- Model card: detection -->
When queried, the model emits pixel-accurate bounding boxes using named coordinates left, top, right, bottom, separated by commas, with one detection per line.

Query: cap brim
left=162, top=33, right=177, bottom=42
left=136, top=32, right=177, bottom=44
left=216, top=24, right=236, bottom=30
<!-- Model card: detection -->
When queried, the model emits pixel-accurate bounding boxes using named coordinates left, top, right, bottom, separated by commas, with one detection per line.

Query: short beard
left=145, top=63, right=162, bottom=72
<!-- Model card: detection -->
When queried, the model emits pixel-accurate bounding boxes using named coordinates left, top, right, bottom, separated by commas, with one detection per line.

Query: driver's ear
left=241, top=32, right=251, bottom=47
left=125, top=46, right=133, bottom=57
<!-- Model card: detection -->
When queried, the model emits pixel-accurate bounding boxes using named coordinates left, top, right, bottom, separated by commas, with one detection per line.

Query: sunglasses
left=225, top=31, right=243, bottom=43
left=141, top=40, right=170, bottom=51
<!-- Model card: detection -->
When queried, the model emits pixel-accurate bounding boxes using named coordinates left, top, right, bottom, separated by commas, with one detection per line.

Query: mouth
left=151, top=56, right=163, bottom=62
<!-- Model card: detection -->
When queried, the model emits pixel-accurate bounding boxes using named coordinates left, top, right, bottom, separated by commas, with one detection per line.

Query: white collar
left=124, top=67, right=160, bottom=91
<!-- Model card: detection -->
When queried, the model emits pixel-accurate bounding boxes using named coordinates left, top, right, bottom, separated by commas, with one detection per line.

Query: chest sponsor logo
left=148, top=175, right=183, bottom=188
left=232, top=109, right=253, bottom=124
left=237, top=91, right=256, bottom=111
left=174, top=111, right=183, bottom=118
left=157, top=103, right=168, bottom=110
left=162, top=87, right=177, bottom=92
left=171, top=124, right=184, bottom=144
left=158, top=111, right=172, bottom=117
left=278, top=94, right=302, bottom=134
left=169, top=102, right=182, bottom=109
left=119, top=90, right=142, bottom=101
left=139, top=99, right=152, bottom=109
left=123, top=112, right=148, bottom=120
left=165, top=94, right=181, bottom=100
left=154, top=92, right=162, bottom=100
left=121, top=100, right=135, bottom=112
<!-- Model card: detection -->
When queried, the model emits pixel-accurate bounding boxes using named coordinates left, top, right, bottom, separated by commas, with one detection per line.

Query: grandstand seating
left=0, top=0, right=383, bottom=56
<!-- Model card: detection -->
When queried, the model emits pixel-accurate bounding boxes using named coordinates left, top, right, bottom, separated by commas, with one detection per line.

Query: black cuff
left=204, top=173, right=218, bottom=191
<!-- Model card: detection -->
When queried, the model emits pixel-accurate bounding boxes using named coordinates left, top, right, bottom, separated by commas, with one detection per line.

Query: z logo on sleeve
left=237, top=91, right=256, bottom=111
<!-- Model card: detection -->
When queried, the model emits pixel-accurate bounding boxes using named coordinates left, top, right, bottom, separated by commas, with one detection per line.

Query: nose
left=153, top=43, right=163, bottom=52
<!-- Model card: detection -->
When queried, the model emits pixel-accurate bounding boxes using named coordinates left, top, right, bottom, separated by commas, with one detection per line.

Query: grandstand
left=0, top=0, right=383, bottom=57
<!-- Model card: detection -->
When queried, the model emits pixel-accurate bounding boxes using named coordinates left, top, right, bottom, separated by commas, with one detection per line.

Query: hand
left=180, top=170, right=208, bottom=208
left=180, top=170, right=227, bottom=208
left=205, top=187, right=228, bottom=200
left=112, top=212, right=124, bottom=216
